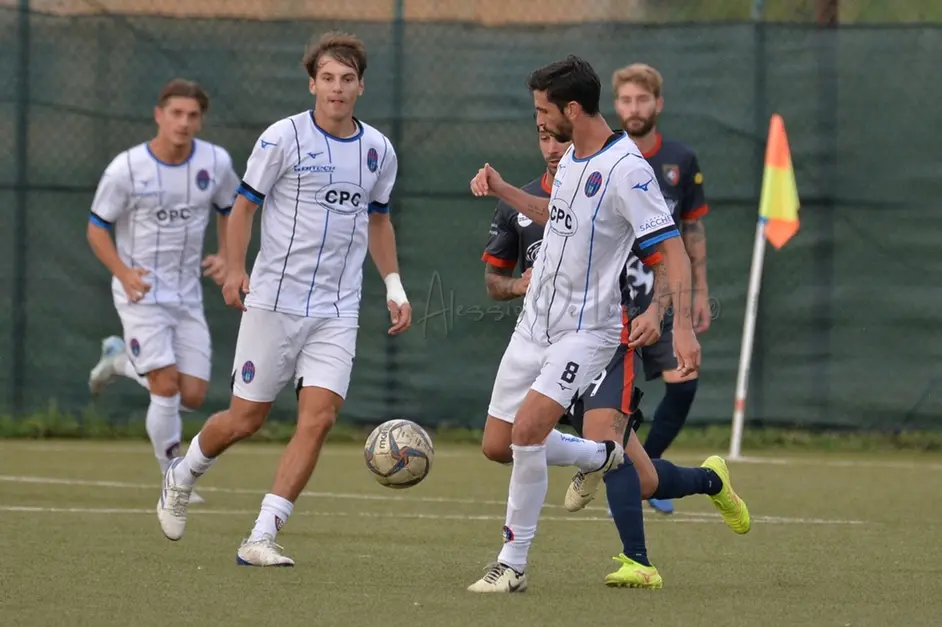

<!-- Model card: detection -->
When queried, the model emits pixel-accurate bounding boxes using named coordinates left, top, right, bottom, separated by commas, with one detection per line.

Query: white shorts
left=114, top=301, right=212, bottom=381
left=231, top=307, right=358, bottom=403
left=487, top=328, right=618, bottom=424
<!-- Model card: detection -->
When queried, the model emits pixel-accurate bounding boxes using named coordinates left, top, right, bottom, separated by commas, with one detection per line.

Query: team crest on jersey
left=366, top=148, right=378, bottom=173
left=584, top=171, right=603, bottom=197
left=525, top=240, right=542, bottom=263
left=517, top=214, right=532, bottom=227
left=662, top=164, right=680, bottom=186
left=129, top=338, right=140, bottom=357
left=241, top=360, right=255, bottom=384
left=195, top=169, right=210, bottom=191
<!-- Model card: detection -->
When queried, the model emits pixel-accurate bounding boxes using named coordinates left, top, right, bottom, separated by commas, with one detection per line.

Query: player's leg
left=89, top=335, right=151, bottom=395
left=480, top=332, right=610, bottom=471
left=156, top=308, right=298, bottom=542
left=171, top=305, right=215, bottom=504
left=640, top=327, right=699, bottom=514
left=469, top=333, right=621, bottom=593
left=236, top=317, right=356, bottom=567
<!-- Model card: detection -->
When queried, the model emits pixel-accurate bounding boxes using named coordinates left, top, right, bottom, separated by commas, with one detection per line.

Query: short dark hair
left=302, top=31, right=368, bottom=80
left=158, top=79, right=209, bottom=113
left=526, top=56, right=601, bottom=116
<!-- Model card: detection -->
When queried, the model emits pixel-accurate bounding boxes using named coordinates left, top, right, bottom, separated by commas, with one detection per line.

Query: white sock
left=544, top=429, right=608, bottom=472
left=114, top=351, right=150, bottom=390
left=249, top=493, right=294, bottom=542
left=146, top=393, right=182, bottom=475
left=173, top=432, right=215, bottom=487
left=497, top=443, right=547, bottom=572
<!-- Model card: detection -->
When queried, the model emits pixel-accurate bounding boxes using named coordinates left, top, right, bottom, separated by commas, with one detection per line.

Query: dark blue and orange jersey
left=481, top=173, right=551, bottom=273
left=622, top=132, right=708, bottom=316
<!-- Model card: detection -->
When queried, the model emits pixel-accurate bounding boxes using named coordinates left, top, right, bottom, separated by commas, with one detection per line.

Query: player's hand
left=512, top=268, right=532, bottom=296
left=222, top=270, right=250, bottom=311
left=692, top=290, right=711, bottom=334
left=470, top=163, right=505, bottom=198
left=627, top=307, right=661, bottom=349
left=201, top=254, right=227, bottom=286
left=672, top=326, right=701, bottom=377
left=388, top=301, right=412, bottom=335
left=119, top=267, right=151, bottom=304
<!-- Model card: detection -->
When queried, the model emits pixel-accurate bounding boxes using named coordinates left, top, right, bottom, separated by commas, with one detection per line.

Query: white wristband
left=384, top=272, right=408, bottom=306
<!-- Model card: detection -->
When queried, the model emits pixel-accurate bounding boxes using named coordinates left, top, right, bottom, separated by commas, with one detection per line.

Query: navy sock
left=644, top=379, right=698, bottom=459
left=651, top=458, right=722, bottom=498
left=603, top=461, right=650, bottom=567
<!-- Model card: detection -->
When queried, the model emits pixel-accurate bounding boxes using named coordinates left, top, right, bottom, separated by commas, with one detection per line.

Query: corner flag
left=759, top=114, right=800, bottom=249
left=729, top=114, right=801, bottom=460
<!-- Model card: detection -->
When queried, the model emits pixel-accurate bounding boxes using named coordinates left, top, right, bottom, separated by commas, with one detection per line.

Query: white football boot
left=89, top=336, right=125, bottom=396
left=156, top=457, right=192, bottom=541
left=467, top=562, right=528, bottom=593
left=564, top=440, right=625, bottom=512
left=236, top=535, right=295, bottom=567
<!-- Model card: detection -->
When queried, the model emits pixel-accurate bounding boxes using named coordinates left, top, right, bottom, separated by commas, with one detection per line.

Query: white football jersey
left=236, top=111, right=397, bottom=318
left=518, top=132, right=680, bottom=344
left=90, top=139, right=240, bottom=306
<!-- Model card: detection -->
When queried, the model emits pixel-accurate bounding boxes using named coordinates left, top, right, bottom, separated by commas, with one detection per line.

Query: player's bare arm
left=368, top=211, right=412, bottom=335
left=221, top=194, right=257, bottom=311
left=201, top=212, right=229, bottom=286
left=627, top=260, right=666, bottom=349
left=485, top=264, right=530, bottom=301
left=471, top=164, right=549, bottom=225
left=655, top=236, right=701, bottom=374
left=86, top=221, right=150, bottom=303
left=681, top=218, right=710, bottom=333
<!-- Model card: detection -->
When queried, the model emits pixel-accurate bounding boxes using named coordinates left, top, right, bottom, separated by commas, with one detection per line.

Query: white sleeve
left=615, top=161, right=680, bottom=253
left=212, top=147, right=240, bottom=214
left=368, top=138, right=398, bottom=214
left=237, top=120, right=291, bottom=205
left=89, top=153, right=132, bottom=228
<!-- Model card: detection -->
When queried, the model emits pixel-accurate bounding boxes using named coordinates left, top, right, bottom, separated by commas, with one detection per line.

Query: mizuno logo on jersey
left=632, top=177, right=654, bottom=192
left=259, top=139, right=278, bottom=149
left=307, top=151, right=323, bottom=160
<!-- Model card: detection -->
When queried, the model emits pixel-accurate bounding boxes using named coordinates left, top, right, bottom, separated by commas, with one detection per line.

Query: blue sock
left=644, top=379, right=698, bottom=459
left=603, top=461, right=650, bottom=567
left=651, top=458, right=722, bottom=498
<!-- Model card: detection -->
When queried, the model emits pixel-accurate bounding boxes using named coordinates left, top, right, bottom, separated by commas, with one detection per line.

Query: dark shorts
left=640, top=325, right=678, bottom=381
left=559, top=344, right=645, bottom=445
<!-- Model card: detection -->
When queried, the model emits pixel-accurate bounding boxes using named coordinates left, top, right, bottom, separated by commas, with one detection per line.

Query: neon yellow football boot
left=701, top=455, right=751, bottom=534
left=604, top=554, right=663, bottom=589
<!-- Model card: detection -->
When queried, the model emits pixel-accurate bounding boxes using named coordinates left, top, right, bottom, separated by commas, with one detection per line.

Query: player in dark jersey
left=610, top=63, right=711, bottom=515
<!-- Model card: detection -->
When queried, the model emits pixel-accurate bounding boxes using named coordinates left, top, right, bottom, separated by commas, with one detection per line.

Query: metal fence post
left=13, top=0, right=31, bottom=416
left=386, top=0, right=405, bottom=420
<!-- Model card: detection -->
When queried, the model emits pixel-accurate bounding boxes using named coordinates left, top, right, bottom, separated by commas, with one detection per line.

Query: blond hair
left=612, top=63, right=663, bottom=99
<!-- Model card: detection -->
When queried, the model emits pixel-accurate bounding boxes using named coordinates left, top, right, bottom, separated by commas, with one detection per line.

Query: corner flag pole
left=729, top=114, right=800, bottom=460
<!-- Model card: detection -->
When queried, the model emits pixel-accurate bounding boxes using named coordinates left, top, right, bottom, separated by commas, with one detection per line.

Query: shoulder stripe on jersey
left=273, top=117, right=304, bottom=312
left=89, top=212, right=112, bottom=229
left=637, top=227, right=680, bottom=250
left=577, top=152, right=632, bottom=330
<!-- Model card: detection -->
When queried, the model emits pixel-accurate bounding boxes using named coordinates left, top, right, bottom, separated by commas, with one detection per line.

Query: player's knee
left=147, top=368, right=179, bottom=397
left=637, top=462, right=659, bottom=498
left=296, top=404, right=337, bottom=440
left=581, top=409, right=625, bottom=443
left=225, top=398, right=270, bottom=439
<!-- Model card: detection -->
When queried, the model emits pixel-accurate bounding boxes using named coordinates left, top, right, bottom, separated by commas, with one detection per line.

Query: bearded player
left=613, top=63, right=711, bottom=515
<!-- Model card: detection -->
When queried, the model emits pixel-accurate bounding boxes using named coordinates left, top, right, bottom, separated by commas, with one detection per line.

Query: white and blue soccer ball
left=364, top=419, right=434, bottom=489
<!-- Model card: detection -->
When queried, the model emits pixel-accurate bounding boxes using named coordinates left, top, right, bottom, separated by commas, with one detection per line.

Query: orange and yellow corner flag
left=759, top=114, right=800, bottom=249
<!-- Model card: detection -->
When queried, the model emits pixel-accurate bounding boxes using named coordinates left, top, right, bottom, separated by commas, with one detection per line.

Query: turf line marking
left=0, top=504, right=861, bottom=525
left=0, top=475, right=865, bottom=525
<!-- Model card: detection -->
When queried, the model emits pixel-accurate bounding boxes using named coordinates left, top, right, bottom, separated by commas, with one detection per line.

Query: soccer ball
left=364, top=419, right=434, bottom=489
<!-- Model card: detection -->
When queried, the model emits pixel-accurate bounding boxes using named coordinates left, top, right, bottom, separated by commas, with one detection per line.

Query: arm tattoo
left=681, top=219, right=708, bottom=292
left=651, top=260, right=670, bottom=321
left=485, top=264, right=521, bottom=301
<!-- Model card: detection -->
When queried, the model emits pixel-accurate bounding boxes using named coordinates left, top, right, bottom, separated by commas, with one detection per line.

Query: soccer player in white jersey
left=86, top=79, right=239, bottom=502
left=466, top=56, right=701, bottom=593
left=155, top=32, right=412, bottom=567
